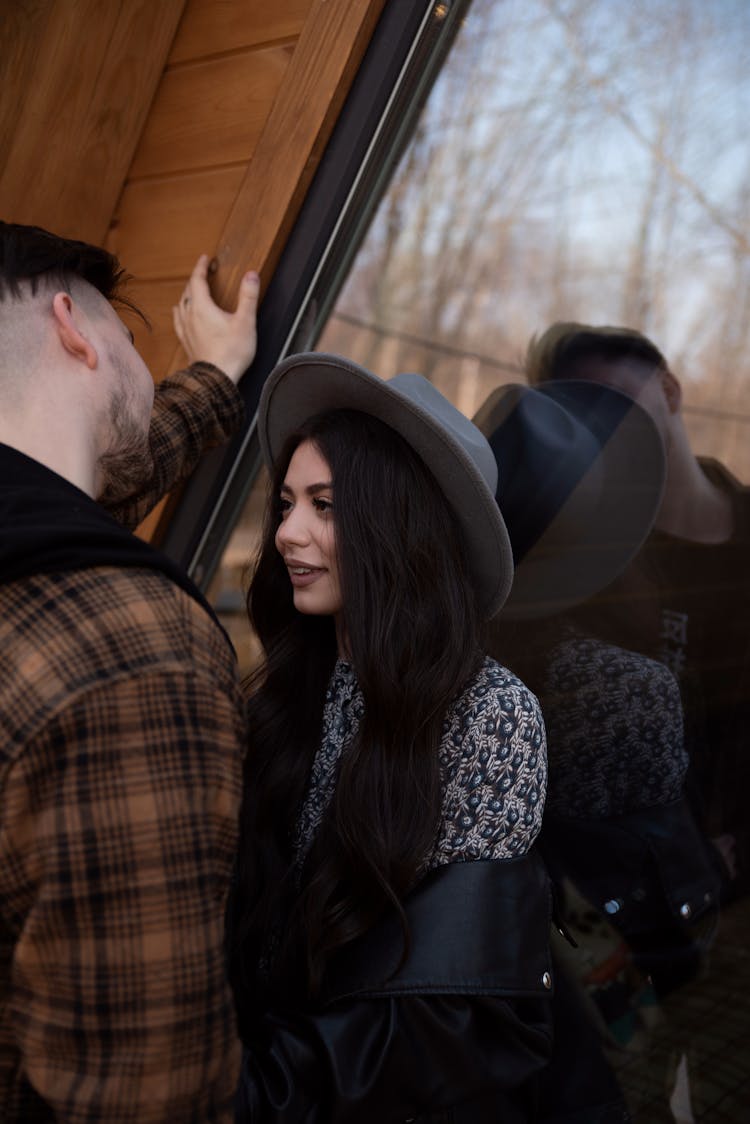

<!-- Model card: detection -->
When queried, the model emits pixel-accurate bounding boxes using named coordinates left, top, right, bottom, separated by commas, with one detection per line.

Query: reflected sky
left=331, top=0, right=750, bottom=437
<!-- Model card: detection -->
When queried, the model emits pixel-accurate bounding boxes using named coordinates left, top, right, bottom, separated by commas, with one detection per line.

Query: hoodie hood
left=0, top=442, right=222, bottom=629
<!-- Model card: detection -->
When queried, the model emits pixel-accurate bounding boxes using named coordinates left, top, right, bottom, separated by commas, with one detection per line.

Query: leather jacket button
left=542, top=971, right=552, bottom=989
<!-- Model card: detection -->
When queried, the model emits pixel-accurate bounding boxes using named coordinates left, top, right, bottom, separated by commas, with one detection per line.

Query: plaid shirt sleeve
left=102, top=363, right=245, bottom=530
left=4, top=663, right=245, bottom=1122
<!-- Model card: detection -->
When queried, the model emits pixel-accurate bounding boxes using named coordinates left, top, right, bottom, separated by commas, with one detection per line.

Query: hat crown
left=474, top=379, right=666, bottom=618
left=489, top=387, right=603, bottom=504
left=389, top=372, right=499, bottom=495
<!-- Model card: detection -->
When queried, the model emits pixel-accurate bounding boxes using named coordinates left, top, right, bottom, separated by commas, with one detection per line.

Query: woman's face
left=275, top=439, right=343, bottom=622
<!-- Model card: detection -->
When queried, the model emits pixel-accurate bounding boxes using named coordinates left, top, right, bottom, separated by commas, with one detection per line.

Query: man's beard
left=96, top=387, right=154, bottom=507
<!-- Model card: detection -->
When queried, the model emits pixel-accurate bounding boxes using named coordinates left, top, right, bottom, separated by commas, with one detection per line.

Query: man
left=524, top=322, right=750, bottom=895
left=0, top=221, right=259, bottom=1121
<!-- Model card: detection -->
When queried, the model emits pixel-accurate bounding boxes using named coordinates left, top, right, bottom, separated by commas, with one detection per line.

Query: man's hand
left=173, top=254, right=260, bottom=384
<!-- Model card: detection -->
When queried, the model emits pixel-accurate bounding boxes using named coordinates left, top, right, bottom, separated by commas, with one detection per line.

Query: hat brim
left=474, top=380, right=666, bottom=619
left=258, top=352, right=514, bottom=617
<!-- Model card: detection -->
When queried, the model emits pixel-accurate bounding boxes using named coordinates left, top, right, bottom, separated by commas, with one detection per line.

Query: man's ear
left=661, top=367, right=682, bottom=414
left=51, top=291, right=98, bottom=369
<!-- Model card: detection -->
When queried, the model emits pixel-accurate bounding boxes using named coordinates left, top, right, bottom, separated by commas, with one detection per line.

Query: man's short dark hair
left=0, top=221, right=140, bottom=317
left=526, top=322, right=668, bottom=385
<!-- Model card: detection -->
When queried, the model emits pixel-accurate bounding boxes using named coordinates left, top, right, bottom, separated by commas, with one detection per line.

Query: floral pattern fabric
left=292, top=656, right=547, bottom=869
left=541, top=633, right=687, bottom=819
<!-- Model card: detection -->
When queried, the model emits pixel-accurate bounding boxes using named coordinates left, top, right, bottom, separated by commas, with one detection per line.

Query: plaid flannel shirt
left=1, top=365, right=247, bottom=1122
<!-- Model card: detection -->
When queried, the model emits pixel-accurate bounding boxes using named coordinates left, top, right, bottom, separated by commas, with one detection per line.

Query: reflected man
left=523, top=323, right=750, bottom=898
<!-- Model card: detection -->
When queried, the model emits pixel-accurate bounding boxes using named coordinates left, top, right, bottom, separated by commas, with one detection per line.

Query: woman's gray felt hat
left=258, top=351, right=514, bottom=617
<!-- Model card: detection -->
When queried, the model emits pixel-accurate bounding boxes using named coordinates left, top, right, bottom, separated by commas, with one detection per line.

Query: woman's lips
left=286, top=563, right=325, bottom=587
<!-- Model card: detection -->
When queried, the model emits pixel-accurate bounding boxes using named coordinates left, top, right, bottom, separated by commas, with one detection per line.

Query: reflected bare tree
left=320, top=0, right=750, bottom=476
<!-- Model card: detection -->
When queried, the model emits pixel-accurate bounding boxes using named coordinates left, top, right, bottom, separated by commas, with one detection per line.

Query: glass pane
left=321, top=0, right=750, bottom=480
left=213, top=2, right=750, bottom=1116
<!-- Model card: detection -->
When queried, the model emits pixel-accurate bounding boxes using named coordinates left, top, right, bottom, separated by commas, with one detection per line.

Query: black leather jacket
left=235, top=851, right=554, bottom=1123
left=541, top=795, right=721, bottom=997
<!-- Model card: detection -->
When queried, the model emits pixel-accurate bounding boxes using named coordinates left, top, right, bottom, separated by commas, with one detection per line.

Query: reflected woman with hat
left=229, top=352, right=553, bottom=1123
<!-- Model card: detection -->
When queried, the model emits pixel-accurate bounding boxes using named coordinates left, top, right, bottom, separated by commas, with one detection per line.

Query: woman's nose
left=277, top=506, right=310, bottom=547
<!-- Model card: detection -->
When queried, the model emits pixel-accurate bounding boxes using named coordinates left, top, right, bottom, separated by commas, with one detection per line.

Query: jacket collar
left=0, top=442, right=225, bottom=633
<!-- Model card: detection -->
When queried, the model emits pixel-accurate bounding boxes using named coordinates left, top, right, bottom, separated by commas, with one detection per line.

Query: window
left=208, top=2, right=750, bottom=1115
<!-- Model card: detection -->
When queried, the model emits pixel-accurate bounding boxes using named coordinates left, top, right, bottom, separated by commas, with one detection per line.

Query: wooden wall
left=1, top=0, right=386, bottom=380
left=0, top=0, right=188, bottom=246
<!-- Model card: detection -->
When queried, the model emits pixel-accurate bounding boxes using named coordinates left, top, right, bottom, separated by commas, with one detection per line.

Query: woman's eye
left=278, top=497, right=292, bottom=516
left=314, top=497, right=333, bottom=513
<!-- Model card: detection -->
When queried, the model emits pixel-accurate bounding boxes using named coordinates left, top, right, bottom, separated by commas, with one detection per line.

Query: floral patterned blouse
left=292, top=656, right=547, bottom=870
left=541, top=633, right=688, bottom=819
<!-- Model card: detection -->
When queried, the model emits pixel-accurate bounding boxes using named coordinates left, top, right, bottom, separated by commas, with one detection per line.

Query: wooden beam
left=161, top=0, right=387, bottom=374
left=0, top=0, right=188, bottom=244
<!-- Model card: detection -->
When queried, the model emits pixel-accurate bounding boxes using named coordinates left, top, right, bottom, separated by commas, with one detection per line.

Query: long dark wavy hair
left=228, top=408, right=485, bottom=1018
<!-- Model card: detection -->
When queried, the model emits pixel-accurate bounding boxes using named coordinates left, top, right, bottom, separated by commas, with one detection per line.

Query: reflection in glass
left=213, top=3, right=750, bottom=1117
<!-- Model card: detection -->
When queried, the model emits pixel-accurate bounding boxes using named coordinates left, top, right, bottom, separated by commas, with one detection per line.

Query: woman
left=228, top=352, right=553, bottom=1123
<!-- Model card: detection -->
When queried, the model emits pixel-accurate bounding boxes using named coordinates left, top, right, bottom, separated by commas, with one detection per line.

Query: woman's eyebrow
left=279, top=481, right=333, bottom=495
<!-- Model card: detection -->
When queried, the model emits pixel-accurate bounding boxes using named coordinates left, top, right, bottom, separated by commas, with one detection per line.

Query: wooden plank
left=169, top=0, right=314, bottom=63
left=0, top=0, right=188, bottom=245
left=121, top=278, right=185, bottom=380
left=106, top=166, right=245, bottom=280
left=160, top=0, right=386, bottom=376
left=128, top=45, right=293, bottom=179
left=0, top=1, right=54, bottom=171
